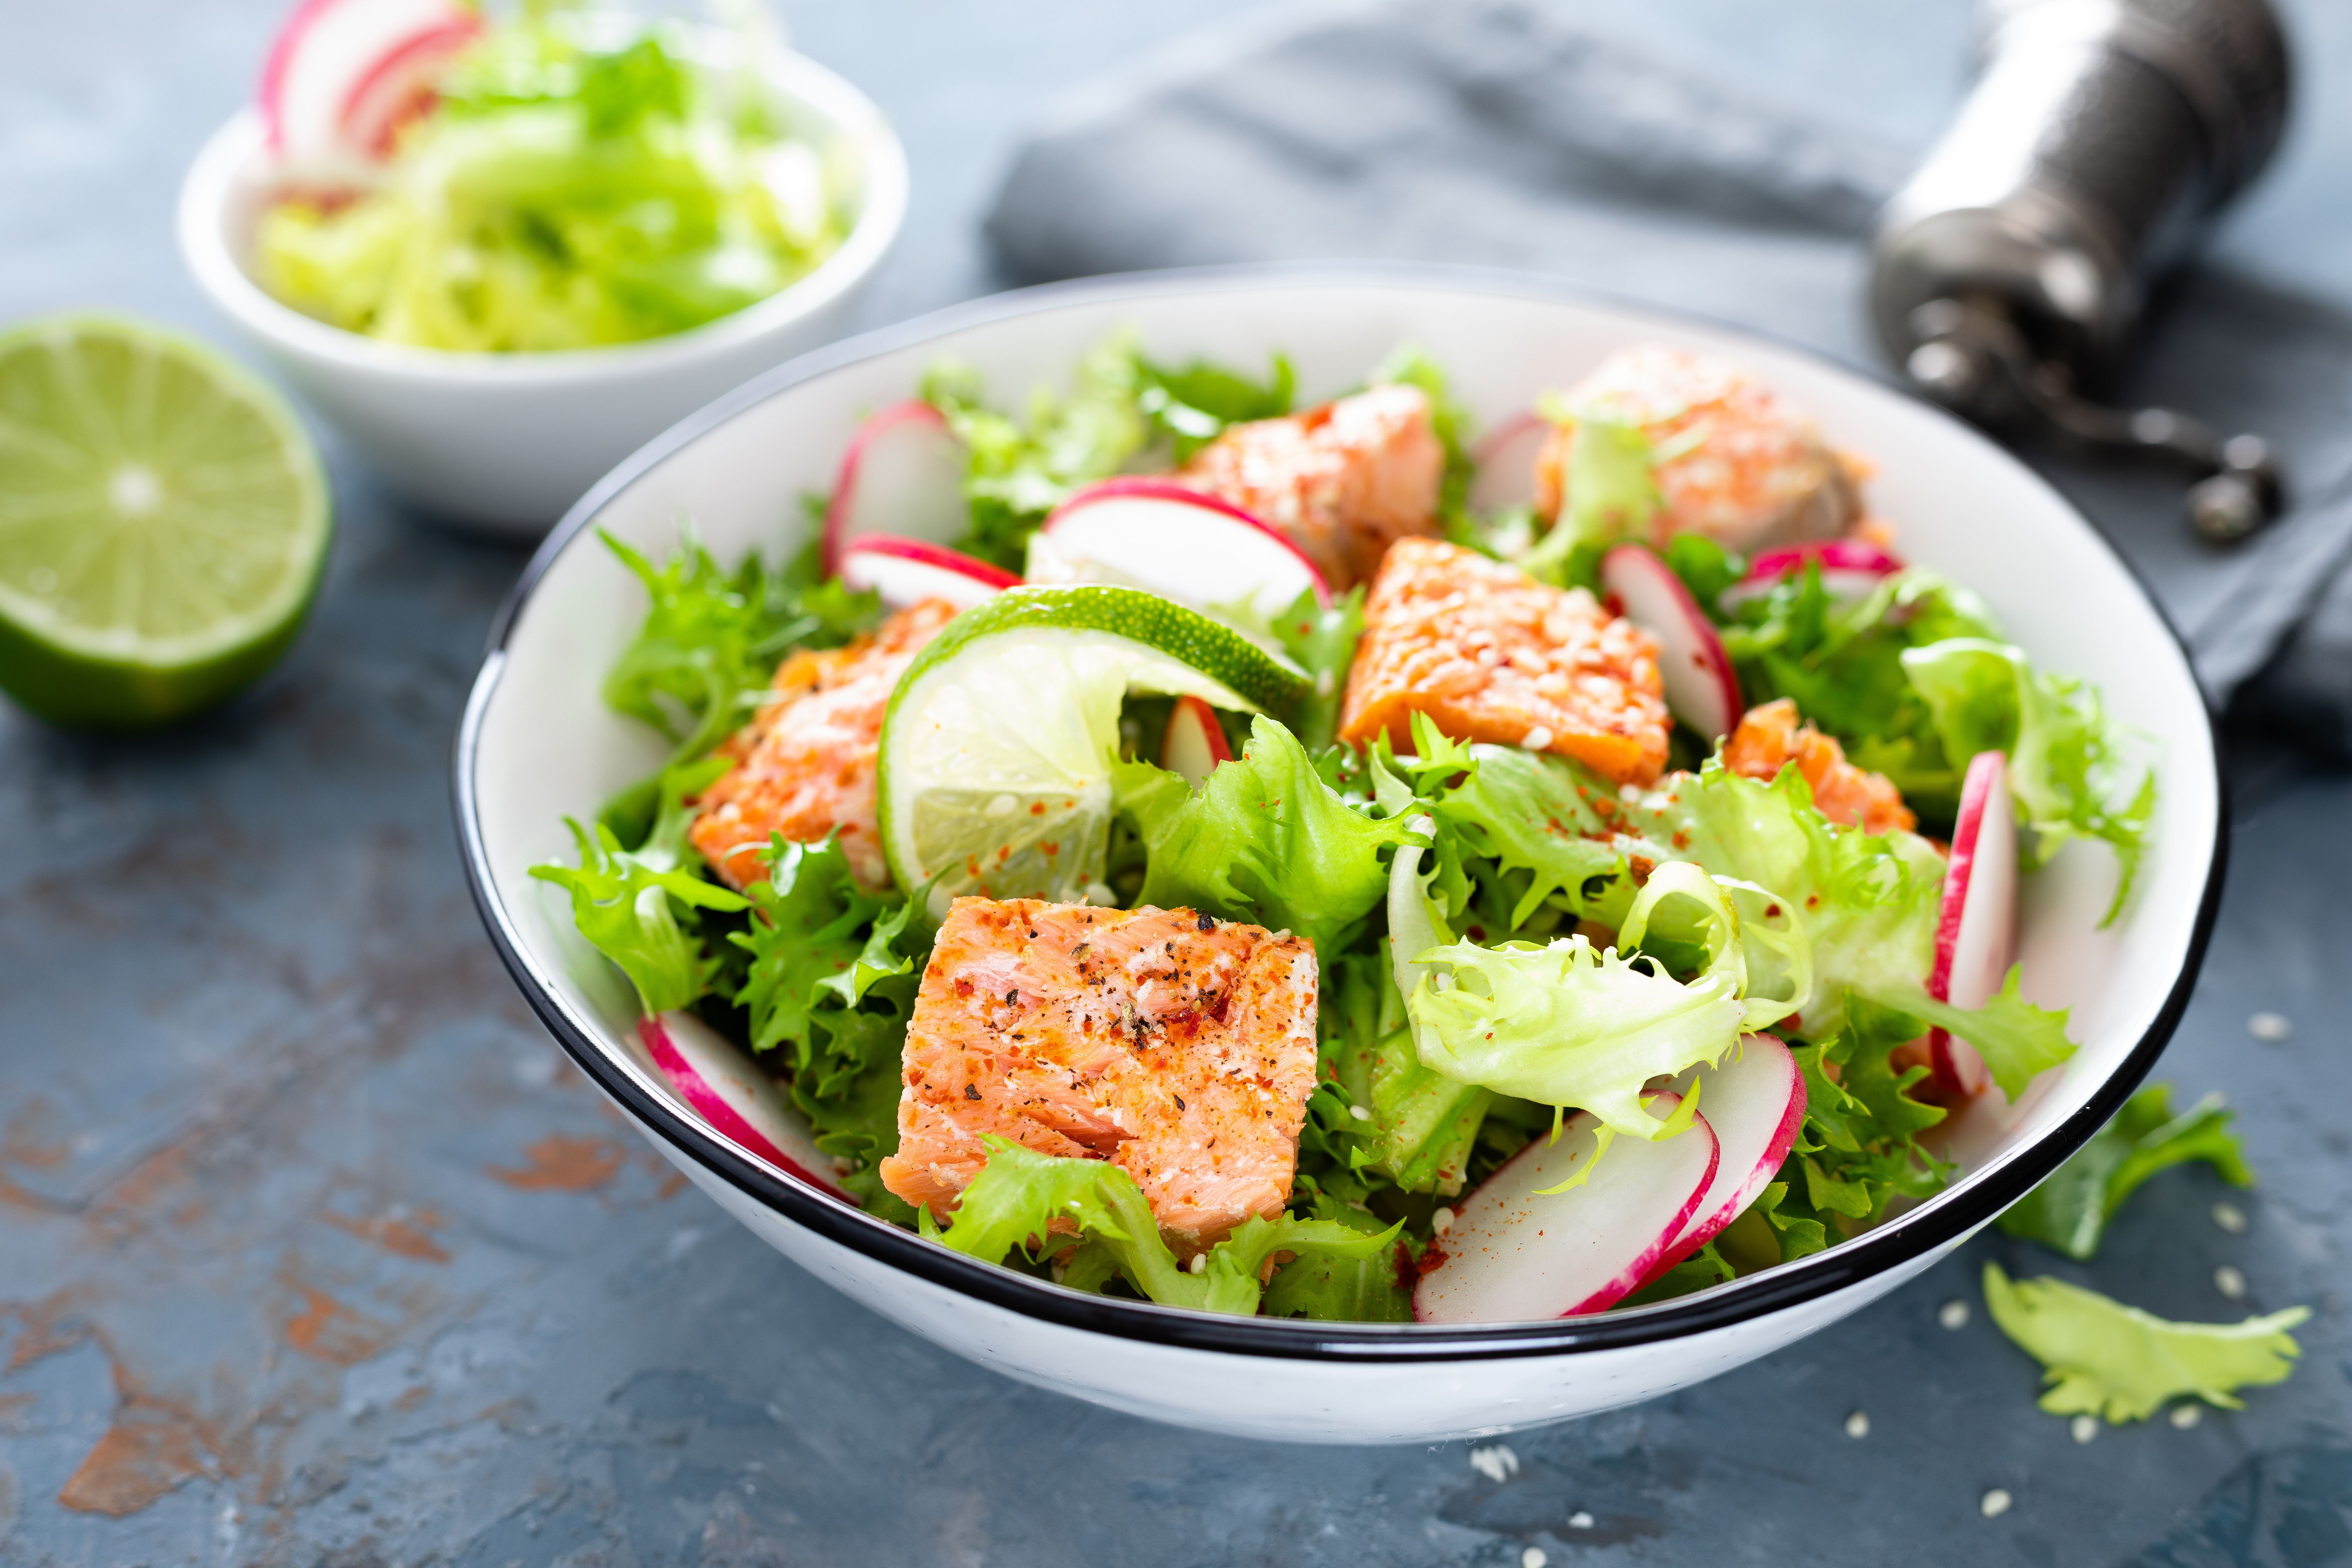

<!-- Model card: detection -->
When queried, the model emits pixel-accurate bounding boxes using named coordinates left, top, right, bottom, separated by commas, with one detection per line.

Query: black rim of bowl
left=453, top=261, right=2228, bottom=1363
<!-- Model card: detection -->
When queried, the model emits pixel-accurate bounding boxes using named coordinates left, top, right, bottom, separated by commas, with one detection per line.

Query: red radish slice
left=821, top=401, right=971, bottom=574
left=1161, top=695, right=1232, bottom=786
left=260, top=0, right=478, bottom=167
left=1037, top=477, right=1331, bottom=623
left=1721, top=539, right=1905, bottom=610
left=640, top=1011, right=848, bottom=1196
left=1413, top=1096, right=1719, bottom=1324
left=837, top=535, right=1017, bottom=611
left=1928, top=749, right=2018, bottom=1099
left=1600, top=543, right=1743, bottom=740
left=1468, top=411, right=1551, bottom=512
left=1635, top=1035, right=1807, bottom=1290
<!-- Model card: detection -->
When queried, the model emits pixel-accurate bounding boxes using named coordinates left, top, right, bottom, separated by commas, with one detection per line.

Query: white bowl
left=455, top=267, right=2222, bottom=1445
left=177, top=49, right=906, bottom=535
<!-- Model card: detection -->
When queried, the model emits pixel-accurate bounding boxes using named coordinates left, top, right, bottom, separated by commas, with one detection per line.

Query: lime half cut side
left=878, top=586, right=1308, bottom=918
left=0, top=316, right=331, bottom=729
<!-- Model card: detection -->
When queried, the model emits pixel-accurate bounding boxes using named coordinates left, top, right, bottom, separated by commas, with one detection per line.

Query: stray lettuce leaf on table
left=1999, top=1083, right=2254, bottom=1259
left=1983, top=1262, right=2309, bottom=1423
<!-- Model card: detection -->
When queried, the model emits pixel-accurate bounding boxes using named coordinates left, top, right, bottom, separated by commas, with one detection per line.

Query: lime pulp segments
left=0, top=316, right=331, bottom=728
left=877, top=586, right=1308, bottom=916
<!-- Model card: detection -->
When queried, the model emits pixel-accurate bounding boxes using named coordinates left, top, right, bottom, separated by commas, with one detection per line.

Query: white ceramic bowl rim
left=178, top=47, right=910, bottom=386
left=454, top=262, right=2227, bottom=1363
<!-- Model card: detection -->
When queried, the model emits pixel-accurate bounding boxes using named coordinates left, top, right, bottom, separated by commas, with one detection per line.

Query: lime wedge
left=878, top=586, right=1307, bottom=916
left=0, top=316, right=331, bottom=729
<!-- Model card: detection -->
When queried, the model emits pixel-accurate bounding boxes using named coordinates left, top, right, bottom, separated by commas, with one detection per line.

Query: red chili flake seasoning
left=1029, top=801, right=1048, bottom=815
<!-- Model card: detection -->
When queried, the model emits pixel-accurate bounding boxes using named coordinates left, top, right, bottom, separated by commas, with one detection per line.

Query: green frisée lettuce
left=1998, top=1083, right=2254, bottom=1260
left=530, top=813, right=751, bottom=1015
left=1865, top=969, right=2077, bottom=1101
left=1322, top=949, right=1492, bottom=1195
left=926, top=1136, right=1401, bottom=1316
left=1983, top=1263, right=2309, bottom=1423
left=258, top=7, right=849, bottom=350
left=1113, top=714, right=1418, bottom=958
left=1269, top=586, right=1366, bottom=754
left=1780, top=993, right=1949, bottom=1234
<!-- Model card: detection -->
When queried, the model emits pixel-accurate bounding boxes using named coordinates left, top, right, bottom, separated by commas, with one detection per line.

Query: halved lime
left=0, top=316, right=331, bottom=729
left=878, top=586, right=1307, bottom=916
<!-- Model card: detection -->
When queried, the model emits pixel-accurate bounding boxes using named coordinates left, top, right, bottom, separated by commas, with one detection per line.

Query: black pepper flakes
left=1196, top=912, right=1215, bottom=932
left=964, top=1083, right=981, bottom=1101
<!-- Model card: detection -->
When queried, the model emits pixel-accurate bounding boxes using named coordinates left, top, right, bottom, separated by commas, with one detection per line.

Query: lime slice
left=0, top=315, right=332, bottom=729
left=878, top=586, right=1307, bottom=916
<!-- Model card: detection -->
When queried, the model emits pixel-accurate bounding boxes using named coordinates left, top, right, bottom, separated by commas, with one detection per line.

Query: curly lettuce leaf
left=1392, top=718, right=1625, bottom=932
left=1115, top=715, right=1417, bottom=958
left=1322, top=950, right=1491, bottom=1195
left=1863, top=968, right=2074, bottom=1102
left=1135, top=351, right=1294, bottom=464
left=1998, top=1083, right=2254, bottom=1260
left=929, top=1137, right=1400, bottom=1316
left=1270, top=585, right=1366, bottom=754
left=1780, top=993, right=1951, bottom=1231
left=1262, top=1191, right=1416, bottom=1322
left=1902, top=637, right=2155, bottom=919
left=1983, top=1263, right=2309, bottom=1423
left=530, top=818, right=750, bottom=1015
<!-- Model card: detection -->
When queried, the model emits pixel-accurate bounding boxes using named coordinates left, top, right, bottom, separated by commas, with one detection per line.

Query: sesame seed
left=2071, top=1414, right=2099, bottom=1444
left=2215, top=1265, right=2247, bottom=1300
left=1566, top=1511, right=1594, bottom=1530
left=1186, top=1253, right=1206, bottom=1275
left=2248, top=1011, right=2292, bottom=1042
left=2170, top=1403, right=2204, bottom=1429
left=986, top=793, right=1017, bottom=818
left=1980, top=1489, right=2012, bottom=1519
left=1468, top=1444, right=1519, bottom=1483
left=1315, top=668, right=1336, bottom=697
left=1938, top=1300, right=1970, bottom=1330
left=1431, top=1206, right=1455, bottom=1235
left=1844, top=1410, right=1869, bottom=1439
left=1522, top=725, right=1554, bottom=751
left=1522, top=1550, right=1547, bottom=1568
left=2213, top=1202, right=2248, bottom=1234
left=1348, top=1103, right=1372, bottom=1121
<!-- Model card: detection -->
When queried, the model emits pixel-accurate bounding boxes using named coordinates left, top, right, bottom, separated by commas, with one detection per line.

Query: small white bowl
left=178, top=49, right=906, bottom=536
left=457, top=267, right=2223, bottom=1444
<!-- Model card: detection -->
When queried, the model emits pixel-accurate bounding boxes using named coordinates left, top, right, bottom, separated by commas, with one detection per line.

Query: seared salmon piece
left=689, top=598, right=958, bottom=890
left=1178, top=382, right=1444, bottom=591
left=1338, top=538, right=1672, bottom=786
left=879, top=898, right=1320, bottom=1252
left=1724, top=698, right=1916, bottom=835
left=1533, top=344, right=1861, bottom=553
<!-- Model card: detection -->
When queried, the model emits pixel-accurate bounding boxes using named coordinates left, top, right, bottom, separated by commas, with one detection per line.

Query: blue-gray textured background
left=1, top=2, right=2348, bottom=1565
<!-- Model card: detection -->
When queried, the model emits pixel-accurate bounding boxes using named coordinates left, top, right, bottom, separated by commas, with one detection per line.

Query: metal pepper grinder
left=1870, top=0, right=2292, bottom=541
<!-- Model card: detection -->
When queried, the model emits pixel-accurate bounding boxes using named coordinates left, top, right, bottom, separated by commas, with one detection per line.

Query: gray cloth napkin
left=982, top=0, right=2352, bottom=751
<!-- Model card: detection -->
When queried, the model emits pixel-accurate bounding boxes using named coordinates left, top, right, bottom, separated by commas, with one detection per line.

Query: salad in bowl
left=459, top=271, right=2217, bottom=1441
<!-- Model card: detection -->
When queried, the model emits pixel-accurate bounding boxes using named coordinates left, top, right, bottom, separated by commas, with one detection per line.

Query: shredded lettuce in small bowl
left=256, top=4, right=851, bottom=352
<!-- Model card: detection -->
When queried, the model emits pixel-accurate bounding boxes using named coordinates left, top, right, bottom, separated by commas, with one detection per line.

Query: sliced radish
left=1928, top=749, right=2018, bottom=1100
left=1413, top=1096, right=1720, bottom=1324
left=1634, top=1034, right=1807, bottom=1290
left=260, top=0, right=479, bottom=170
left=1037, top=477, right=1331, bottom=624
left=1161, top=695, right=1233, bottom=787
left=1468, top=411, right=1550, bottom=512
left=1721, top=539, right=1905, bottom=611
left=1599, top=543, right=1743, bottom=740
left=837, top=536, right=1017, bottom=611
left=821, top=401, right=971, bottom=575
left=640, top=1011, right=849, bottom=1196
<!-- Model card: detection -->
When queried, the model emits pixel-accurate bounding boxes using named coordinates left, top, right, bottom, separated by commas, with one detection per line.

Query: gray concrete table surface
left=2, top=1, right=2349, bottom=1564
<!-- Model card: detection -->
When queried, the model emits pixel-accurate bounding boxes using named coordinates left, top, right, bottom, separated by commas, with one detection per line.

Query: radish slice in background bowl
left=1030, top=477, right=1331, bottom=625
left=1719, top=538, right=1904, bottom=611
left=261, top=0, right=481, bottom=171
left=1600, top=543, right=1743, bottom=740
left=1161, top=694, right=1232, bottom=787
left=1468, top=411, right=1550, bottom=512
left=639, top=1011, right=848, bottom=1196
left=837, top=535, right=1016, bottom=610
left=1929, top=749, right=2018, bottom=1100
left=1413, top=1095, right=1720, bottom=1324
left=1634, top=1035, right=1807, bottom=1290
left=821, top=401, right=970, bottom=574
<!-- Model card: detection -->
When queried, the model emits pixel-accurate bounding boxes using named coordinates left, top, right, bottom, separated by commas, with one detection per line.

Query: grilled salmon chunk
left=1533, top=344, right=1861, bottom=553
left=1339, top=538, right=1672, bottom=786
left=1178, top=382, right=1444, bottom=591
left=879, top=898, right=1320, bottom=1252
left=689, top=598, right=958, bottom=890
left=1724, top=697, right=1915, bottom=835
